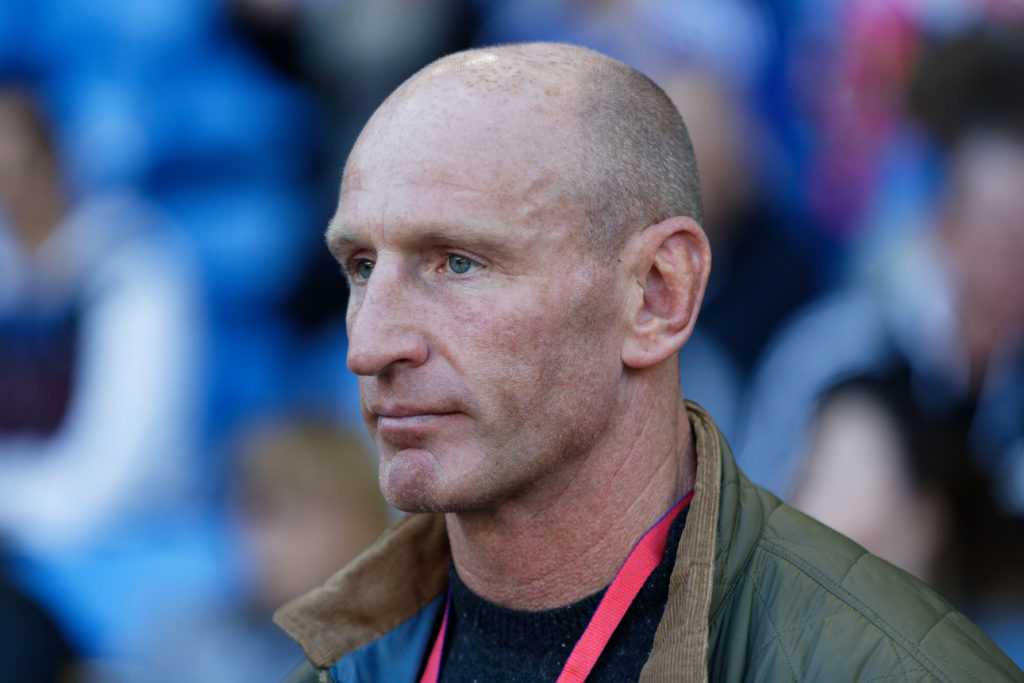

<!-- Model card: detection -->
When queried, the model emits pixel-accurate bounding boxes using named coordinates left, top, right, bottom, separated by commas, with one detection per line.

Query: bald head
left=342, top=43, right=702, bottom=258
left=333, top=43, right=712, bottom=520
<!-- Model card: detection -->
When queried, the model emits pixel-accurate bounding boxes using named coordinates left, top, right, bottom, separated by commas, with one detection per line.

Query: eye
left=446, top=253, right=478, bottom=275
left=354, top=259, right=374, bottom=279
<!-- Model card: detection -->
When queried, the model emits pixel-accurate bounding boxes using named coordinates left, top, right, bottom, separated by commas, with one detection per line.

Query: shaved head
left=342, top=42, right=702, bottom=258
left=331, top=41, right=711, bottom=524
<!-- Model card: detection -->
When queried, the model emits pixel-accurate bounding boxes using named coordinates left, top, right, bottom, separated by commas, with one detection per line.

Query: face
left=328, top=76, right=633, bottom=514
left=945, top=136, right=1024, bottom=350
left=0, top=95, right=59, bottom=241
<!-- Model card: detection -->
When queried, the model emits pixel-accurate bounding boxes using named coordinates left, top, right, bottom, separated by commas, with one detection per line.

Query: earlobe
left=621, top=216, right=711, bottom=369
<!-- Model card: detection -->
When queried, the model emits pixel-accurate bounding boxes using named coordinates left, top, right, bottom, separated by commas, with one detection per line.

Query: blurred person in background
left=0, top=85, right=205, bottom=666
left=135, top=418, right=390, bottom=682
left=739, top=20, right=1024, bottom=514
left=792, top=365, right=1024, bottom=665
left=0, top=87, right=204, bottom=550
left=231, top=419, right=390, bottom=617
left=0, top=85, right=204, bottom=551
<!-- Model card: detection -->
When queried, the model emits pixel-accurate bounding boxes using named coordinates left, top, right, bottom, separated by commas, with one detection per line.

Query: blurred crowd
left=1, top=0, right=1023, bottom=679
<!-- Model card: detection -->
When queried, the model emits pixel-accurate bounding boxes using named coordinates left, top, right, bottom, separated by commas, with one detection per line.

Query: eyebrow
left=325, top=219, right=360, bottom=258
left=325, top=219, right=520, bottom=261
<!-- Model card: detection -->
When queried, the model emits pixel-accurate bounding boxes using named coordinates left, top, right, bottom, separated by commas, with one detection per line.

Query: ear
left=621, top=216, right=711, bottom=369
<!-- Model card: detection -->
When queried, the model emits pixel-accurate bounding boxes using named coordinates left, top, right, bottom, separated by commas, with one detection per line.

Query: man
left=275, top=43, right=1022, bottom=681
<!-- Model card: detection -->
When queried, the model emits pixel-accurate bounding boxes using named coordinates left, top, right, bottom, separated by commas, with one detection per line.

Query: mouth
left=371, top=404, right=457, bottom=419
left=370, top=405, right=461, bottom=439
left=375, top=414, right=460, bottom=448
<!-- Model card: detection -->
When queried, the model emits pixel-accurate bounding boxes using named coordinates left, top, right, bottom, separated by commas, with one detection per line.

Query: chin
left=380, top=468, right=491, bottom=515
left=377, top=444, right=514, bottom=514
left=382, top=486, right=444, bottom=514
left=378, top=454, right=448, bottom=513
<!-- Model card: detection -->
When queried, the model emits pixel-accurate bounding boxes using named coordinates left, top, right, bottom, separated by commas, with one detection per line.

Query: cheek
left=459, top=285, right=621, bottom=423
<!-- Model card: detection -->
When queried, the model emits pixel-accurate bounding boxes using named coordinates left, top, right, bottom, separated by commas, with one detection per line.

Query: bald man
left=275, top=44, right=1021, bottom=682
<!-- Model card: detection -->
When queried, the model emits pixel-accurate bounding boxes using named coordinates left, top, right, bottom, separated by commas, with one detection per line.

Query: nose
left=346, top=260, right=429, bottom=376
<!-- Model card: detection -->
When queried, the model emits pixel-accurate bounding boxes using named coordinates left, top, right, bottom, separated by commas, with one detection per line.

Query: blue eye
left=355, top=260, right=374, bottom=279
left=447, top=254, right=477, bottom=275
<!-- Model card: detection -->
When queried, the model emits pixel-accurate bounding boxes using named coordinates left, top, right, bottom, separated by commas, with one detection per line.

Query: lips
left=370, top=405, right=457, bottom=419
left=370, top=407, right=461, bottom=446
left=362, top=380, right=469, bottom=441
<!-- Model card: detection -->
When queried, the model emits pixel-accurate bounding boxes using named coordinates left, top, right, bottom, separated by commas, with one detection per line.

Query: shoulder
left=710, top=487, right=1023, bottom=681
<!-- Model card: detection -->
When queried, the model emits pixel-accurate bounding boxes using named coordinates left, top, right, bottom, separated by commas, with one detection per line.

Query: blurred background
left=1, top=0, right=1023, bottom=679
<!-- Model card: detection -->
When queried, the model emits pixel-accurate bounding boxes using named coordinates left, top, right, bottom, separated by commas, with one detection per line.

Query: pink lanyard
left=419, top=490, right=694, bottom=683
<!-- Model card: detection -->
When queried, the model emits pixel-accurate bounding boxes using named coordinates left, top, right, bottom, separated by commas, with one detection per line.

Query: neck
left=445, top=398, right=696, bottom=611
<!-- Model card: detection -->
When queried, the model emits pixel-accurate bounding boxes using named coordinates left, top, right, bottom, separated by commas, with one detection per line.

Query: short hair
left=573, top=54, right=703, bottom=256
left=907, top=22, right=1024, bottom=146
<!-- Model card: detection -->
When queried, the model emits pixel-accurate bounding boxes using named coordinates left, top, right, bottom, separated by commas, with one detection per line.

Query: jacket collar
left=274, top=511, right=449, bottom=668
left=275, top=401, right=730, bottom=681
left=637, top=401, right=720, bottom=682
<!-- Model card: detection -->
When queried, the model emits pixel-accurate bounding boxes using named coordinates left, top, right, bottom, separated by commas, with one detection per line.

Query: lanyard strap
left=419, top=590, right=451, bottom=683
left=419, top=490, right=693, bottom=683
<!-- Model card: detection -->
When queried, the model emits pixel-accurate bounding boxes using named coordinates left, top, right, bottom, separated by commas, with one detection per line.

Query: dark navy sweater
left=438, top=505, right=689, bottom=682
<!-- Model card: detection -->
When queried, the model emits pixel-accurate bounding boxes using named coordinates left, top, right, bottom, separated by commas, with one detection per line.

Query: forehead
left=333, top=67, right=582, bottom=245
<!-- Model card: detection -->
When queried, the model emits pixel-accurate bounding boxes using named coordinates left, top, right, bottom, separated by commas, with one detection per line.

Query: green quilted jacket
left=276, top=403, right=1023, bottom=681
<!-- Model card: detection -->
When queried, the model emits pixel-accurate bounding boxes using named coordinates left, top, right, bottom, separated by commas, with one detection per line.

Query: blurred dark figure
left=0, top=568, right=78, bottom=682
left=792, top=365, right=1024, bottom=664
left=739, top=22, right=1024, bottom=516
left=134, top=419, right=390, bottom=682
left=905, top=23, right=1024, bottom=393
